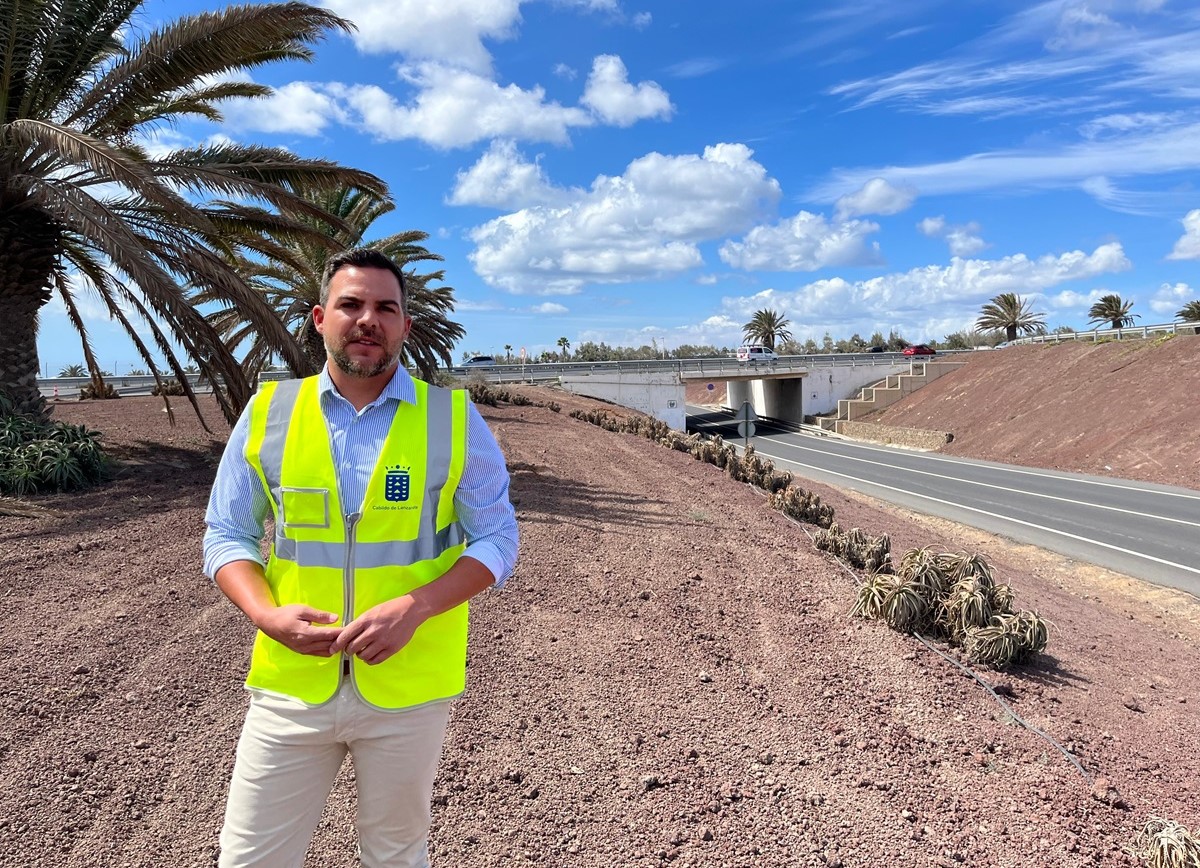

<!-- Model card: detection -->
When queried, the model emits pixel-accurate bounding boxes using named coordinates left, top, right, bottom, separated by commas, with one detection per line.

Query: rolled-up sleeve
left=203, top=407, right=270, bottom=580
left=457, top=403, right=519, bottom=587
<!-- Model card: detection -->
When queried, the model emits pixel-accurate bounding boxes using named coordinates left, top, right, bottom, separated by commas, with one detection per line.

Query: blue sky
left=38, top=0, right=1200, bottom=373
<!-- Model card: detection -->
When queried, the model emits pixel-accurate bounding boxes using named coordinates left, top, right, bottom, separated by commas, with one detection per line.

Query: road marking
left=686, top=405, right=1200, bottom=501
left=802, top=434, right=1200, bottom=500
left=750, top=449, right=1200, bottom=578
left=747, top=433, right=1200, bottom=529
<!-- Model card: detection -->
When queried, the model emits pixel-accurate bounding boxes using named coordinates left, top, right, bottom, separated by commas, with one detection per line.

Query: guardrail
left=39, top=351, right=964, bottom=395
left=438, top=351, right=952, bottom=384
left=1011, top=320, right=1200, bottom=345
left=37, top=373, right=212, bottom=399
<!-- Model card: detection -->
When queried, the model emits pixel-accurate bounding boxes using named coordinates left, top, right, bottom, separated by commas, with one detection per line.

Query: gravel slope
left=0, top=385, right=1197, bottom=867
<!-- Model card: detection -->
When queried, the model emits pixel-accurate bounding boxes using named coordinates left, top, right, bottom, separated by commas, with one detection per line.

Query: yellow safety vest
left=242, top=375, right=469, bottom=709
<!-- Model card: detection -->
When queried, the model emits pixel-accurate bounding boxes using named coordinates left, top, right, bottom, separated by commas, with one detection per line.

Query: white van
left=736, top=345, right=779, bottom=363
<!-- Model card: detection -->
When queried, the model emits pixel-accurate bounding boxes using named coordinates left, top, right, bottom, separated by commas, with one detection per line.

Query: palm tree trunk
left=0, top=210, right=59, bottom=420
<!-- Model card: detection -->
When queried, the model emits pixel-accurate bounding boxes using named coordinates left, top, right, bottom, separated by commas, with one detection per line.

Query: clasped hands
left=255, top=597, right=425, bottom=665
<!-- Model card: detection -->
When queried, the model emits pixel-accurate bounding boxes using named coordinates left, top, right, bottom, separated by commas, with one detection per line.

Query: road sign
left=706, top=383, right=714, bottom=391
left=737, top=420, right=756, bottom=439
left=736, top=401, right=757, bottom=423
left=519, top=347, right=527, bottom=361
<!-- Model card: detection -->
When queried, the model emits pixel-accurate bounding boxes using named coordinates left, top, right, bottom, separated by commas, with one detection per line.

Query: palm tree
left=58, top=364, right=86, bottom=378
left=504, top=344, right=513, bottom=363
left=196, top=186, right=464, bottom=381
left=1088, top=294, right=1140, bottom=330
left=742, top=309, right=793, bottom=350
left=0, top=0, right=385, bottom=425
left=556, top=337, right=571, bottom=359
left=1176, top=300, right=1200, bottom=322
left=974, top=293, right=1047, bottom=342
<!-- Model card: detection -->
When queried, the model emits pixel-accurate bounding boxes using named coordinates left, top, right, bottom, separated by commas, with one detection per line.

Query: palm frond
left=69, top=2, right=354, bottom=137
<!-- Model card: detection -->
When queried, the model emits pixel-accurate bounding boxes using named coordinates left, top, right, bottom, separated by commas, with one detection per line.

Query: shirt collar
left=317, top=364, right=417, bottom=408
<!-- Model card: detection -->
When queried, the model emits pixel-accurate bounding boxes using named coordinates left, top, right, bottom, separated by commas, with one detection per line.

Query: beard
left=327, top=328, right=404, bottom=379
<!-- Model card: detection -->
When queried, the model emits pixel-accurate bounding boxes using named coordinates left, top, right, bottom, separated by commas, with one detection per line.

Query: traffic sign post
left=736, top=402, right=757, bottom=449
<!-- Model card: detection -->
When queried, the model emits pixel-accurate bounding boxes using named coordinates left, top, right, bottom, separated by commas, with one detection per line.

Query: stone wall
left=835, top=420, right=953, bottom=450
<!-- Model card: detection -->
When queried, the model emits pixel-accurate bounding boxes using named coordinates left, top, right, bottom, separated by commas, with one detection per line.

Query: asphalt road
left=687, top=406, right=1200, bottom=597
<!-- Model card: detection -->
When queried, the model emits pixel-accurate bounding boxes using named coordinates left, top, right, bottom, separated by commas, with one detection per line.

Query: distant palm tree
left=1176, top=300, right=1200, bottom=322
left=556, top=337, right=571, bottom=358
left=975, top=293, right=1047, bottom=342
left=196, top=186, right=464, bottom=381
left=0, top=0, right=384, bottom=424
left=504, top=344, right=513, bottom=362
left=58, top=364, right=86, bottom=378
left=1088, top=294, right=1140, bottom=330
left=742, top=309, right=793, bottom=350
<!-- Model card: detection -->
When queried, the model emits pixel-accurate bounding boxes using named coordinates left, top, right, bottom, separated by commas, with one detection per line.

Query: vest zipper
left=343, top=511, right=362, bottom=687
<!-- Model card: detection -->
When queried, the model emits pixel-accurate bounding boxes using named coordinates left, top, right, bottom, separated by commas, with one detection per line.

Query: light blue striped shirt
left=203, top=366, right=518, bottom=586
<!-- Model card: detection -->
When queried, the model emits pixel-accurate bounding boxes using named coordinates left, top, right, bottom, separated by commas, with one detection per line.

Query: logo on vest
left=384, top=464, right=411, bottom=502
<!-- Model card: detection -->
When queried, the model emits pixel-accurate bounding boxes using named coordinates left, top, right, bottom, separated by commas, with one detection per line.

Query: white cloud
left=326, top=67, right=593, bottom=148
left=320, top=0, right=523, bottom=73
left=553, top=63, right=577, bottom=80
left=1046, top=288, right=1107, bottom=309
left=449, top=140, right=574, bottom=208
left=1167, top=209, right=1200, bottom=260
left=221, top=81, right=344, bottom=135
left=580, top=55, right=673, bottom=126
left=717, top=244, right=1131, bottom=341
left=808, top=122, right=1200, bottom=203
left=917, top=216, right=945, bottom=237
left=830, top=6, right=1200, bottom=114
left=719, top=212, right=882, bottom=271
left=1080, top=112, right=1182, bottom=140
left=834, top=177, right=916, bottom=220
left=532, top=302, right=569, bottom=314
left=468, top=143, right=781, bottom=294
left=917, top=215, right=988, bottom=255
left=1149, top=281, right=1193, bottom=315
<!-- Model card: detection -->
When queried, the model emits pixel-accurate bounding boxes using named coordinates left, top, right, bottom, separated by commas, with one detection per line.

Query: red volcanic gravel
left=1, top=374, right=1197, bottom=867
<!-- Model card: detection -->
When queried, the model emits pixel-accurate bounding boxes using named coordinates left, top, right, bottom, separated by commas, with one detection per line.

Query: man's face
left=313, top=265, right=412, bottom=379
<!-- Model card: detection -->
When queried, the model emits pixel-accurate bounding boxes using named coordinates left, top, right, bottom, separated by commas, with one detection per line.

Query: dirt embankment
left=0, top=378, right=1197, bottom=867
left=870, top=337, right=1200, bottom=491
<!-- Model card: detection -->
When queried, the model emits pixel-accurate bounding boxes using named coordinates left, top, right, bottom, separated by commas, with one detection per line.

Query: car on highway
left=902, top=344, right=937, bottom=356
left=462, top=355, right=497, bottom=368
left=867, top=345, right=886, bottom=353
left=736, top=345, right=779, bottom=363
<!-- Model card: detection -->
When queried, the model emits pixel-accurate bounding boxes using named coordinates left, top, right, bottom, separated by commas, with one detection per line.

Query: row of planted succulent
left=845, top=544, right=1050, bottom=669
left=0, top=392, right=109, bottom=495
left=567, top=408, right=835, bottom=528
left=568, top=406, right=1047, bottom=670
left=467, top=383, right=559, bottom=413
left=1126, top=818, right=1200, bottom=868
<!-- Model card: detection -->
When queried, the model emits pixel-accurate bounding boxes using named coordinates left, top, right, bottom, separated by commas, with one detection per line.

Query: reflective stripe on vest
left=242, top=375, right=469, bottom=709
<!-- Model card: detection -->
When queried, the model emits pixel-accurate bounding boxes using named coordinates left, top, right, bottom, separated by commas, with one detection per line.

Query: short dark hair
left=320, top=248, right=407, bottom=308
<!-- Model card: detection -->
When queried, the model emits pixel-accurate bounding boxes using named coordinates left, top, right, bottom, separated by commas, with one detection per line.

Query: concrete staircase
left=817, top=358, right=967, bottom=432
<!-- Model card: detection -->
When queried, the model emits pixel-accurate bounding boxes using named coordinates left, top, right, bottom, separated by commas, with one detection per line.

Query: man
left=203, top=248, right=519, bottom=867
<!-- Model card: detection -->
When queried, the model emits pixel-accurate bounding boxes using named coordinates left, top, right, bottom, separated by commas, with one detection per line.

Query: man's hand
left=255, top=605, right=342, bottom=657
left=331, top=596, right=427, bottom=665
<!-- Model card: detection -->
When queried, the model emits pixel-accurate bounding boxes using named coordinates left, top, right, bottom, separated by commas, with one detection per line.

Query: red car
left=902, top=344, right=936, bottom=356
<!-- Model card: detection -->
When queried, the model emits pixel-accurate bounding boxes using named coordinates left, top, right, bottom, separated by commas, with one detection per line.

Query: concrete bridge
left=557, top=357, right=917, bottom=430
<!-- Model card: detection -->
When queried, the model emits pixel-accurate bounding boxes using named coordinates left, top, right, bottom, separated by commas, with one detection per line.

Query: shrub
left=152, top=381, right=187, bottom=396
left=78, top=382, right=119, bottom=400
left=0, top=392, right=108, bottom=495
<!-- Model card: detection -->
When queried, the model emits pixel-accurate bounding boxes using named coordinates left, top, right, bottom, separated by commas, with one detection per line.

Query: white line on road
left=750, top=433, right=1200, bottom=528
left=779, top=429, right=1200, bottom=500
left=749, top=448, right=1200, bottom=578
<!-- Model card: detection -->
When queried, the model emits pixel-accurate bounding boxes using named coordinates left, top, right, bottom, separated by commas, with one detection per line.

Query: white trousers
left=218, top=682, right=452, bottom=868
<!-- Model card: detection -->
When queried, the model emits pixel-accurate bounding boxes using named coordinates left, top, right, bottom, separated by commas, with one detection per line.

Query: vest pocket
left=280, top=487, right=331, bottom=530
